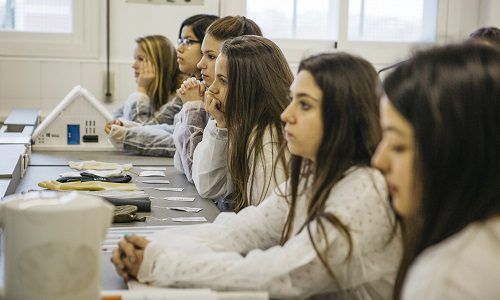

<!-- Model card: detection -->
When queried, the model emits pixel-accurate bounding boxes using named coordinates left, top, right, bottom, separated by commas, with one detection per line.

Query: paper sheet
left=139, top=171, right=166, bottom=177
left=154, top=187, right=184, bottom=192
left=141, top=180, right=170, bottom=184
left=163, top=196, right=195, bottom=202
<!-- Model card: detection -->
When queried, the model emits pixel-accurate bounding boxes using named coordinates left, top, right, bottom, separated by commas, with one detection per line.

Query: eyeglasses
left=177, top=38, right=201, bottom=47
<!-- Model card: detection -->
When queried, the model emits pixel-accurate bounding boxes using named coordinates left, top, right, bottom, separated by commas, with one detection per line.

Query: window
left=0, top=0, right=98, bottom=58
left=0, top=0, right=72, bottom=33
left=247, top=0, right=340, bottom=40
left=348, top=0, right=438, bottom=42
left=240, top=0, right=456, bottom=65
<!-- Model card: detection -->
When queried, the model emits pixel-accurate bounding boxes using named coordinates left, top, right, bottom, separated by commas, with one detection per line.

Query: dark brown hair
left=280, top=52, right=382, bottom=285
left=206, top=16, right=262, bottom=41
left=383, top=43, right=500, bottom=299
left=221, top=35, right=292, bottom=211
left=469, top=26, right=500, bottom=47
left=178, top=14, right=219, bottom=42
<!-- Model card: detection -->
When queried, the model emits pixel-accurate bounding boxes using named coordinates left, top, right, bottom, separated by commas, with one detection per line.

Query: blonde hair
left=135, top=35, right=182, bottom=109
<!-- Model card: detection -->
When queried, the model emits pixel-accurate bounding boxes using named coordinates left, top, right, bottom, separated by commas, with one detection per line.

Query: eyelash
left=299, top=101, right=310, bottom=110
left=390, top=145, right=407, bottom=153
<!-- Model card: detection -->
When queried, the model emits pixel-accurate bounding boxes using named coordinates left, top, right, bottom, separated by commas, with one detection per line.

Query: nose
left=207, top=82, right=218, bottom=95
left=281, top=102, right=294, bottom=123
left=197, top=57, right=205, bottom=70
left=371, top=142, right=389, bottom=173
left=177, top=44, right=185, bottom=53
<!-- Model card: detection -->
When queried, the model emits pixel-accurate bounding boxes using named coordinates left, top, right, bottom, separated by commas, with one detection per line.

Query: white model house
left=32, top=86, right=114, bottom=151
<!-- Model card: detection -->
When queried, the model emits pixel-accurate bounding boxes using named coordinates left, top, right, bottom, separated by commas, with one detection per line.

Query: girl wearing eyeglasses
left=176, top=14, right=220, bottom=77
left=104, top=15, right=217, bottom=156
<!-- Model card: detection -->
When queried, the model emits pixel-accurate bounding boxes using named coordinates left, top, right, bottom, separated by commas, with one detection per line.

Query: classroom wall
left=0, top=0, right=219, bottom=120
left=479, top=0, right=500, bottom=28
left=0, top=0, right=499, bottom=121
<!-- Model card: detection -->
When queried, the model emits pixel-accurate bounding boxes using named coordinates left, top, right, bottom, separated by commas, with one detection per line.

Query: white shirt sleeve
left=173, top=101, right=208, bottom=183
left=402, top=219, right=500, bottom=300
left=137, top=168, right=400, bottom=299
left=191, top=119, right=232, bottom=199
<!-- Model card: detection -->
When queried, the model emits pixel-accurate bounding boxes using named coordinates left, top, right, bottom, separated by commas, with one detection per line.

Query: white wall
left=0, top=0, right=219, bottom=120
left=0, top=0, right=499, bottom=121
left=479, top=0, right=500, bottom=27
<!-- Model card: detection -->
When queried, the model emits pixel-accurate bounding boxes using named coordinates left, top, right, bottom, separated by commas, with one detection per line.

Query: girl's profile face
left=132, top=45, right=147, bottom=82
left=206, top=53, right=228, bottom=112
left=281, top=70, right=323, bottom=161
left=372, top=96, right=417, bottom=217
left=196, top=34, right=222, bottom=87
left=176, top=25, right=202, bottom=75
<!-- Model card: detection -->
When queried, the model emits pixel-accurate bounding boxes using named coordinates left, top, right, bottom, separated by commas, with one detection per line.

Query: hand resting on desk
left=111, top=235, right=150, bottom=281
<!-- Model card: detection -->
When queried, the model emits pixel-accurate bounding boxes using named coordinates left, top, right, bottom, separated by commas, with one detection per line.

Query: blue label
left=67, top=124, right=80, bottom=145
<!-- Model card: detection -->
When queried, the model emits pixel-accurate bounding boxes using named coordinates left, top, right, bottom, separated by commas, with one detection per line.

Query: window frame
left=222, top=0, right=475, bottom=65
left=0, top=0, right=99, bottom=58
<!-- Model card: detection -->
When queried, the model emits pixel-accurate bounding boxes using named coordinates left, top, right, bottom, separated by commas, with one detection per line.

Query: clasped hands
left=111, top=235, right=150, bottom=281
left=177, top=77, right=226, bottom=128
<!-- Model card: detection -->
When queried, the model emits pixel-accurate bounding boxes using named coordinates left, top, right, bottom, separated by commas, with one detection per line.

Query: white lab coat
left=402, top=217, right=500, bottom=299
left=138, top=167, right=401, bottom=299
left=191, top=119, right=288, bottom=206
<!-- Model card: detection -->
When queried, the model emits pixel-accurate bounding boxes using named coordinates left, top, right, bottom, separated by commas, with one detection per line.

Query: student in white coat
left=111, top=52, right=401, bottom=299
left=173, top=16, right=263, bottom=186
left=191, top=35, right=292, bottom=211
left=372, top=42, right=500, bottom=299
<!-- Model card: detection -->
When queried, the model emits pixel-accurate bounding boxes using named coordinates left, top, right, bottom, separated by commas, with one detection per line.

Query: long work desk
left=3, top=150, right=220, bottom=292
left=29, top=150, right=175, bottom=166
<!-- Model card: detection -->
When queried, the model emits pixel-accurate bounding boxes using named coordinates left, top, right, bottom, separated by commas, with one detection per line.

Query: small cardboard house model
left=32, top=86, right=114, bottom=151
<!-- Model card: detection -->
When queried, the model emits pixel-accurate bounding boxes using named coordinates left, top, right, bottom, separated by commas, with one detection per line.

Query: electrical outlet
left=103, top=70, right=115, bottom=103
left=126, top=0, right=204, bottom=5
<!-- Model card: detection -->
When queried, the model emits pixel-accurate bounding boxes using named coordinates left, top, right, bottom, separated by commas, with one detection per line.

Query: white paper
left=139, top=171, right=166, bottom=177
left=140, top=167, right=167, bottom=171
left=172, top=217, right=207, bottom=222
left=141, top=180, right=170, bottom=184
left=111, top=282, right=218, bottom=300
left=154, top=187, right=184, bottom=192
left=102, top=287, right=217, bottom=300
left=165, top=206, right=203, bottom=212
left=164, top=196, right=195, bottom=202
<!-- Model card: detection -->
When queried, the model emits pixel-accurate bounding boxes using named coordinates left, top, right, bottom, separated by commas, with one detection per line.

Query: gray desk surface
left=10, top=164, right=220, bottom=291
left=15, top=166, right=220, bottom=225
left=29, top=151, right=174, bottom=166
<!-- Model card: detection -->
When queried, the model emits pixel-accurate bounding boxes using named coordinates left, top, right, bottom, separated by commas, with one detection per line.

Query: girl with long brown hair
left=173, top=16, right=262, bottom=183
left=111, top=52, right=400, bottom=299
left=192, top=35, right=291, bottom=211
